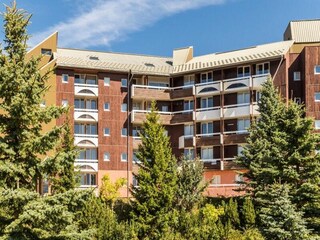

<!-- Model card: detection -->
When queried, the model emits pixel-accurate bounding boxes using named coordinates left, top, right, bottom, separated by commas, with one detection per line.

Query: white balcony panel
left=74, top=162, right=98, bottom=172
left=252, top=104, right=259, bottom=115
left=224, top=77, right=250, bottom=92
left=74, top=135, right=98, bottom=147
left=196, top=82, right=221, bottom=96
left=74, top=84, right=98, bottom=97
left=196, top=107, right=221, bottom=121
left=223, top=104, right=250, bottom=118
left=252, top=74, right=269, bottom=89
left=179, top=136, right=184, bottom=149
left=74, top=109, right=98, bottom=122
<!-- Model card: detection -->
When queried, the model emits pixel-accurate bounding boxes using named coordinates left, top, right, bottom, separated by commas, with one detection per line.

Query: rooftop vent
left=89, top=56, right=99, bottom=60
left=144, top=63, right=155, bottom=67
left=166, top=61, right=173, bottom=66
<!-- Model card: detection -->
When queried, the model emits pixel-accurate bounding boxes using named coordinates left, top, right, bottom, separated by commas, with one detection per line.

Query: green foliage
left=242, top=197, right=256, bottom=229
left=224, top=198, right=240, bottom=227
left=237, top=78, right=320, bottom=233
left=175, top=157, right=208, bottom=211
left=130, top=101, right=178, bottom=239
left=256, top=183, right=310, bottom=240
left=0, top=1, right=74, bottom=192
left=99, top=174, right=126, bottom=208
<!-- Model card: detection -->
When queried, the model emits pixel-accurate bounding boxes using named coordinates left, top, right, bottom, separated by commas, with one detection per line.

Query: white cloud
left=30, top=0, right=226, bottom=49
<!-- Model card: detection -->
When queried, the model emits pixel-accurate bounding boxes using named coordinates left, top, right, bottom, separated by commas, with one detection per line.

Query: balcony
left=196, top=133, right=221, bottom=146
left=223, top=103, right=251, bottom=119
left=131, top=110, right=194, bottom=125
left=74, top=109, right=98, bottom=122
left=223, top=77, right=250, bottom=93
left=131, top=85, right=194, bottom=101
left=178, top=135, right=195, bottom=149
left=252, top=74, right=269, bottom=90
left=74, top=134, right=99, bottom=147
left=74, top=161, right=98, bottom=172
left=195, top=107, right=221, bottom=121
left=74, top=84, right=98, bottom=97
left=195, top=81, right=221, bottom=96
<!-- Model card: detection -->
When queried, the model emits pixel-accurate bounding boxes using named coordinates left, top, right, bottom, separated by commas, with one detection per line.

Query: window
left=41, top=48, right=52, bottom=56
left=315, top=120, right=320, bottom=129
left=104, top=77, right=110, bottom=86
left=201, top=97, right=213, bottom=108
left=184, top=124, right=194, bottom=137
left=237, top=119, right=250, bottom=131
left=80, top=173, right=96, bottom=186
left=201, top=122, right=213, bottom=135
left=237, top=66, right=251, bottom=78
left=132, top=126, right=141, bottom=137
left=104, top=102, right=110, bottom=111
left=238, top=145, right=244, bottom=156
left=184, top=148, right=195, bottom=160
left=104, top=152, right=110, bottom=161
left=104, top=128, right=110, bottom=136
left=62, top=74, right=69, bottom=83
left=184, top=100, right=194, bottom=111
left=121, top=78, right=128, bottom=87
left=148, top=81, right=169, bottom=87
left=256, top=91, right=262, bottom=103
left=77, top=148, right=97, bottom=160
left=237, top=92, right=250, bottom=104
left=133, top=151, right=140, bottom=163
left=86, top=75, right=97, bottom=85
left=74, top=123, right=97, bottom=135
left=74, top=74, right=97, bottom=85
left=74, top=99, right=97, bottom=110
left=315, top=92, right=320, bottom=102
left=161, top=105, right=169, bottom=112
left=256, top=62, right=270, bottom=75
left=294, top=71, right=301, bottom=81
left=315, top=66, right=320, bottom=74
left=201, top=72, right=213, bottom=83
left=121, top=128, right=127, bottom=136
left=121, top=153, right=128, bottom=162
left=184, top=75, right=195, bottom=86
left=62, top=99, right=68, bottom=107
left=133, top=175, right=138, bottom=187
left=121, top=103, right=127, bottom=112
left=210, top=175, right=221, bottom=185
left=201, top=147, right=213, bottom=160
left=133, top=102, right=141, bottom=110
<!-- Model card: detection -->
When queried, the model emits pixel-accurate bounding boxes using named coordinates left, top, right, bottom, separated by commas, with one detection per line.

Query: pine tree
left=130, top=101, right=178, bottom=239
left=0, top=2, right=70, bottom=191
left=256, top=183, right=310, bottom=240
left=237, top=78, right=320, bottom=233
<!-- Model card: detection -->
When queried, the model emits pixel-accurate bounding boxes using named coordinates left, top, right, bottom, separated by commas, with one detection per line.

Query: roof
left=173, top=40, right=294, bottom=74
left=55, top=48, right=173, bottom=76
left=55, top=41, right=294, bottom=76
left=284, top=19, right=320, bottom=43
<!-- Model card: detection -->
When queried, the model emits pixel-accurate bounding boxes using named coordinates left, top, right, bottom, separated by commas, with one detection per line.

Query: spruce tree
left=0, top=2, right=75, bottom=191
left=256, top=183, right=310, bottom=240
left=237, top=79, right=320, bottom=233
left=242, top=197, right=256, bottom=229
left=130, top=101, right=178, bottom=239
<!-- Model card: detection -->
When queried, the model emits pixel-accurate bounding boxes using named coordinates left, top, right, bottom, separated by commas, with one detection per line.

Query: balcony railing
left=74, top=83, right=98, bottom=97
left=74, top=134, right=99, bottom=147
left=131, top=109, right=194, bottom=125
left=74, top=108, right=98, bottom=122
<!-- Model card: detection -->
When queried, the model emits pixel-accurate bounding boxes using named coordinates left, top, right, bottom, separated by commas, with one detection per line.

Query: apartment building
left=29, top=19, right=320, bottom=197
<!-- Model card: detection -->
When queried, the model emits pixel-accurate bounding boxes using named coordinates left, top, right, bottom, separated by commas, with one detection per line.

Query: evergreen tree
left=99, top=174, right=126, bottom=208
left=242, top=197, right=256, bottom=229
left=237, top=79, right=320, bottom=233
left=256, top=183, right=310, bottom=240
left=0, top=1, right=68, bottom=191
left=175, top=157, right=208, bottom=211
left=130, top=101, right=178, bottom=239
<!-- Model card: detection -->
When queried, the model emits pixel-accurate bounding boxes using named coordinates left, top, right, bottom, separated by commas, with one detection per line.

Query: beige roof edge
left=27, top=31, right=58, bottom=54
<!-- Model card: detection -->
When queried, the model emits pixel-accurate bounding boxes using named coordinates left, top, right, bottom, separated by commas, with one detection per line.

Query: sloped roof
left=173, top=40, right=294, bottom=74
left=55, top=48, right=173, bottom=76
left=285, top=19, right=320, bottom=43
left=55, top=40, right=293, bottom=76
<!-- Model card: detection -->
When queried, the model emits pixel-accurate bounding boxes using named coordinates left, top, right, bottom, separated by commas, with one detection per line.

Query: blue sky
left=1, top=0, right=320, bottom=57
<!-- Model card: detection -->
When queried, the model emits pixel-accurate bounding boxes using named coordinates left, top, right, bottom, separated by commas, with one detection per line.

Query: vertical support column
left=220, top=69, right=225, bottom=171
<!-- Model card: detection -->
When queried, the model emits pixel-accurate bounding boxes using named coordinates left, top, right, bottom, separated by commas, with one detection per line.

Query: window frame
left=121, top=103, right=127, bottom=112
left=121, top=153, right=128, bottom=162
left=121, top=128, right=128, bottom=137
left=121, top=78, right=128, bottom=87
left=104, top=102, right=110, bottom=111
left=237, top=66, right=251, bottom=78
left=314, top=66, right=320, bottom=75
left=256, top=62, right=270, bottom=75
left=315, top=92, right=320, bottom=102
left=104, top=152, right=110, bottom=161
left=62, top=74, right=69, bottom=83
left=104, top=77, right=110, bottom=86
left=293, top=71, right=301, bottom=81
